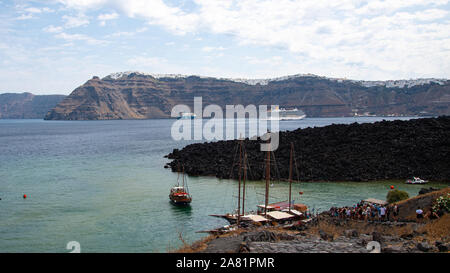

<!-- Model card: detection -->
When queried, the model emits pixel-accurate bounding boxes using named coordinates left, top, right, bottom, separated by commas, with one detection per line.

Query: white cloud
left=43, top=25, right=63, bottom=33
left=57, top=0, right=108, bottom=9
left=24, top=7, right=44, bottom=13
left=108, top=31, right=134, bottom=37
left=98, top=11, right=118, bottom=26
left=98, top=12, right=119, bottom=20
left=55, top=32, right=108, bottom=45
left=245, top=56, right=283, bottom=65
left=59, top=0, right=199, bottom=34
left=126, top=56, right=167, bottom=67
left=201, top=46, right=225, bottom=52
left=15, top=14, right=34, bottom=20
left=15, top=0, right=450, bottom=81
left=62, top=14, right=90, bottom=28
left=106, top=26, right=147, bottom=37
left=23, top=7, right=54, bottom=14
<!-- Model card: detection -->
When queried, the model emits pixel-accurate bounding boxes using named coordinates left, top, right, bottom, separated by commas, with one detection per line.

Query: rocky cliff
left=0, top=93, right=66, bottom=119
left=45, top=72, right=450, bottom=120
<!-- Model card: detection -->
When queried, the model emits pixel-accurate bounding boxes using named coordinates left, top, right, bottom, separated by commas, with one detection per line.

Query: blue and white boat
left=177, top=112, right=196, bottom=119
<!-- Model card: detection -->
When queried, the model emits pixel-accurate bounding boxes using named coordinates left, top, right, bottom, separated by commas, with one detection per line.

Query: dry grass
left=395, top=188, right=450, bottom=206
left=173, top=228, right=249, bottom=253
left=419, top=214, right=450, bottom=243
left=391, top=225, right=415, bottom=238
left=173, top=233, right=216, bottom=253
left=307, top=216, right=419, bottom=240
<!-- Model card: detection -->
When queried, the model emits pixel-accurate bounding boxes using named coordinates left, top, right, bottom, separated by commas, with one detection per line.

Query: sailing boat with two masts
left=169, top=166, right=192, bottom=205
left=210, top=138, right=307, bottom=225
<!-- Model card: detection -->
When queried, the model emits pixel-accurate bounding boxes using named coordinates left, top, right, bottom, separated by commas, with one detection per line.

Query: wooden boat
left=169, top=167, right=192, bottom=205
left=210, top=139, right=307, bottom=224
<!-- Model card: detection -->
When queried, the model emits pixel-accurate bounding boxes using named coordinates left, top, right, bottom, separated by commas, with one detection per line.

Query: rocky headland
left=0, top=92, right=65, bottom=119
left=166, top=116, right=450, bottom=182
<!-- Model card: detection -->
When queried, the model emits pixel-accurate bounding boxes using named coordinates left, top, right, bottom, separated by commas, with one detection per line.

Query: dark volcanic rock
left=417, top=242, right=432, bottom=252
left=242, top=231, right=294, bottom=242
left=435, top=241, right=449, bottom=252
left=372, top=231, right=384, bottom=243
left=167, top=117, right=450, bottom=182
left=344, top=229, right=359, bottom=238
left=319, top=230, right=332, bottom=241
left=418, top=187, right=440, bottom=195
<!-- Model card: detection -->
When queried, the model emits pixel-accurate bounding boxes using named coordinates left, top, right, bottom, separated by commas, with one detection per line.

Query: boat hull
left=170, top=199, right=192, bottom=206
left=169, top=194, right=192, bottom=206
left=405, top=178, right=428, bottom=184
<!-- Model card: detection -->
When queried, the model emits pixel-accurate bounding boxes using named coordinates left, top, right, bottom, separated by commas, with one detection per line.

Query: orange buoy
left=23, top=194, right=27, bottom=199
left=390, top=185, right=394, bottom=189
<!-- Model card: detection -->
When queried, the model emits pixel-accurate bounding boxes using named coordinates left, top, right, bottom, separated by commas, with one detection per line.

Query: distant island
left=166, top=116, right=450, bottom=182
left=43, top=72, right=449, bottom=120
left=0, top=93, right=65, bottom=119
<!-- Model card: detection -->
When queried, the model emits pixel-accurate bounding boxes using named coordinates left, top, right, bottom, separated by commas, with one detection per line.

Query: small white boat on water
left=177, top=112, right=196, bottom=119
left=405, top=177, right=428, bottom=184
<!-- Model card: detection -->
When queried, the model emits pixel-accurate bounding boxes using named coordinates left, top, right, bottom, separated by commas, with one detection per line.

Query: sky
left=0, top=0, right=449, bottom=95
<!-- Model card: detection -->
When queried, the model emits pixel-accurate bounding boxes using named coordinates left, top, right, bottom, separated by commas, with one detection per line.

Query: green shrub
left=387, top=189, right=409, bottom=203
left=432, top=193, right=450, bottom=213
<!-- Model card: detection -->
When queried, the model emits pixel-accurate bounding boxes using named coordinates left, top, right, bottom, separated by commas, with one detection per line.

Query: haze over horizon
left=1, top=0, right=449, bottom=95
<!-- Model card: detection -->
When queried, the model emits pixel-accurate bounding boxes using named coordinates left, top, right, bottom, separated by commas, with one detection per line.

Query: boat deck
left=266, top=211, right=295, bottom=220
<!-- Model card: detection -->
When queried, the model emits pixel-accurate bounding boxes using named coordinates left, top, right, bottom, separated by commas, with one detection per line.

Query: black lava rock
left=435, top=241, right=449, bottom=252
left=418, top=187, right=440, bottom=195
left=372, top=231, right=384, bottom=243
left=166, top=116, right=450, bottom=182
left=417, top=242, right=432, bottom=252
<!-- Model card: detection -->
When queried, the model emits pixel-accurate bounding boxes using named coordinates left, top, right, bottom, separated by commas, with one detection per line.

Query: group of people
left=416, top=206, right=444, bottom=221
left=328, top=201, right=400, bottom=222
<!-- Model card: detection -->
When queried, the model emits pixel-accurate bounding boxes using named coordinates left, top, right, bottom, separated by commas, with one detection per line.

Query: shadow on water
left=169, top=202, right=193, bottom=216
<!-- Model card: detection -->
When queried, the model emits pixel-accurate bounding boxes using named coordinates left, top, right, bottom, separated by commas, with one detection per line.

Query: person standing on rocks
left=393, top=205, right=399, bottom=222
left=386, top=205, right=391, bottom=221
left=379, top=206, right=386, bottom=222
left=416, top=207, right=424, bottom=222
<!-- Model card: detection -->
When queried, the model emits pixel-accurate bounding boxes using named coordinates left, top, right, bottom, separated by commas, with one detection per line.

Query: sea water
left=0, top=117, right=447, bottom=252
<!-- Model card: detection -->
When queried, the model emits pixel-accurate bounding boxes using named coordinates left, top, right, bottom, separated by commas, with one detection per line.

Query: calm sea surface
left=0, top=117, right=447, bottom=252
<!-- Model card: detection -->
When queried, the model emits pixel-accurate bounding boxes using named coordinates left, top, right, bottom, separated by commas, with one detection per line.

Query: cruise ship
left=267, top=106, right=306, bottom=121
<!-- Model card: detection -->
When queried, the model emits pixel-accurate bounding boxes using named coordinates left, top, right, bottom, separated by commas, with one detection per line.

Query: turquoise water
left=0, top=117, right=447, bottom=253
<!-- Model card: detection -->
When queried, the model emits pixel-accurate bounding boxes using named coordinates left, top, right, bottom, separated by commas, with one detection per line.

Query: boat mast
left=237, top=139, right=243, bottom=225
left=177, top=164, right=180, bottom=187
left=182, top=166, right=185, bottom=188
left=288, top=142, right=294, bottom=212
left=242, top=151, right=247, bottom=216
left=265, top=142, right=270, bottom=216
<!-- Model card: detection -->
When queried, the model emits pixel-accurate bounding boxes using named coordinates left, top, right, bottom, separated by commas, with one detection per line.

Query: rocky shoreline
left=177, top=188, right=449, bottom=253
left=166, top=116, right=450, bottom=182
left=192, top=219, right=448, bottom=253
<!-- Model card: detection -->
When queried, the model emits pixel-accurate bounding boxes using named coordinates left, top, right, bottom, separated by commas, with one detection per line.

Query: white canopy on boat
left=242, top=214, right=268, bottom=222
left=257, top=204, right=277, bottom=210
left=363, top=198, right=387, bottom=206
left=266, top=211, right=295, bottom=220
left=282, top=209, right=303, bottom=216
